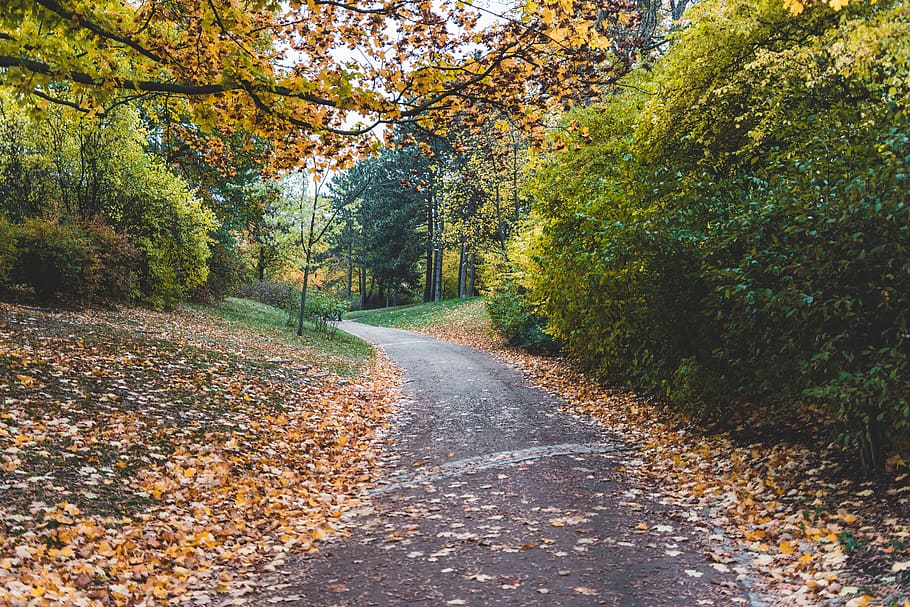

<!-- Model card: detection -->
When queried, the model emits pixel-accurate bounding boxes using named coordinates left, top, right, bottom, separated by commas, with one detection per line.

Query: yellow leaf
left=783, top=0, right=805, bottom=14
left=16, top=374, right=36, bottom=386
left=799, top=554, right=814, bottom=564
left=779, top=540, right=794, bottom=555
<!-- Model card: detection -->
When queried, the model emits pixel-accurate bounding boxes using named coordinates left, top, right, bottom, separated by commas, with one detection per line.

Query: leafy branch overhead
left=2, top=0, right=638, bottom=164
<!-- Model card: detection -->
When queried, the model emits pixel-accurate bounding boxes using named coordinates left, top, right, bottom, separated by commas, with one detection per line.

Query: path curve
left=260, top=322, right=751, bottom=606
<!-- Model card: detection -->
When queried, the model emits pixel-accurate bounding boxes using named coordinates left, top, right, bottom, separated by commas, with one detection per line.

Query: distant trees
left=324, top=123, right=530, bottom=309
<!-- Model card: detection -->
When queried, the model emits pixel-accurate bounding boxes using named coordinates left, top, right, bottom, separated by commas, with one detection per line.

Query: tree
left=0, top=91, right=215, bottom=307
left=324, top=158, right=377, bottom=304
left=522, top=0, right=910, bottom=472
left=360, top=147, right=428, bottom=306
left=1, top=0, right=647, bottom=166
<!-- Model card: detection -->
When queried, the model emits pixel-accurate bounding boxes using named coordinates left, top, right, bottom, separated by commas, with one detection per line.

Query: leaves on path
left=0, top=304, right=400, bottom=606
left=411, top=309, right=910, bottom=605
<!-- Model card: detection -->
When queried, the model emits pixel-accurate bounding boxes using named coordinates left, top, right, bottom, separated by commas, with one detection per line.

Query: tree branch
left=33, top=0, right=165, bottom=64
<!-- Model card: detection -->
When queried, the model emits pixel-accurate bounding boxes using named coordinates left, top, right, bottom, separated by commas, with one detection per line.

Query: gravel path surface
left=259, top=322, right=752, bottom=606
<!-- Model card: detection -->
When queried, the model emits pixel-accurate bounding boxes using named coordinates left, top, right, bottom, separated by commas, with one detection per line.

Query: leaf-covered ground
left=0, top=301, right=400, bottom=606
left=360, top=298, right=910, bottom=606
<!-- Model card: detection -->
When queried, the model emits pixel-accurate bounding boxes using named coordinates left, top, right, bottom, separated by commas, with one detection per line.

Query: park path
left=260, top=322, right=752, bottom=606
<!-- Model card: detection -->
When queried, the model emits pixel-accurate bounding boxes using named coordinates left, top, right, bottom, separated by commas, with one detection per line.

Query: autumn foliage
left=1, top=0, right=641, bottom=166
left=520, top=0, right=910, bottom=471
left=0, top=303, right=399, bottom=605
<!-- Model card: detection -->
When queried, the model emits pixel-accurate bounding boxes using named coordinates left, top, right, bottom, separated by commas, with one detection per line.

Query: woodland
left=1, top=0, right=909, bottom=603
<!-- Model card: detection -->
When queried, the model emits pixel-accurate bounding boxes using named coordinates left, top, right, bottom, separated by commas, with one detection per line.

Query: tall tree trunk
left=296, top=254, right=311, bottom=337
left=359, top=264, right=367, bottom=310
left=257, top=245, right=266, bottom=281
left=494, top=182, right=509, bottom=262
left=458, top=242, right=467, bottom=298
left=433, top=209, right=444, bottom=301
left=468, top=251, right=476, bottom=297
left=345, top=236, right=353, bottom=300
left=297, top=176, right=320, bottom=337
left=424, top=195, right=435, bottom=302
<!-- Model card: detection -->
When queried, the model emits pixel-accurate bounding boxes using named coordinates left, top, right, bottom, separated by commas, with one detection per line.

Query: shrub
left=11, top=218, right=95, bottom=301
left=81, top=220, right=141, bottom=303
left=239, top=280, right=297, bottom=309
left=305, top=290, right=348, bottom=334
left=238, top=280, right=299, bottom=326
left=0, top=217, right=19, bottom=289
left=194, top=230, right=248, bottom=302
left=486, top=278, right=556, bottom=352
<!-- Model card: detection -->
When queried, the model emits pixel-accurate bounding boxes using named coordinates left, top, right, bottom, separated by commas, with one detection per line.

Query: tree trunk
left=257, top=245, right=266, bottom=282
left=468, top=251, right=476, bottom=297
left=458, top=242, right=467, bottom=298
left=345, top=237, right=353, bottom=300
left=858, top=416, right=885, bottom=477
left=296, top=256, right=311, bottom=337
left=424, top=195, right=435, bottom=302
left=494, top=182, right=509, bottom=262
left=360, top=264, right=367, bottom=310
left=433, top=210, right=444, bottom=302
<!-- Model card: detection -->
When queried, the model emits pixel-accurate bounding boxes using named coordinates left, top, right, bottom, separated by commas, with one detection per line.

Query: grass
left=345, top=296, right=487, bottom=330
left=194, top=297, right=372, bottom=377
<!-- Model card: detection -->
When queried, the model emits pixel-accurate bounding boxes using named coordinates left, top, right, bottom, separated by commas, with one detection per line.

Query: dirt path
left=259, top=322, right=754, bottom=606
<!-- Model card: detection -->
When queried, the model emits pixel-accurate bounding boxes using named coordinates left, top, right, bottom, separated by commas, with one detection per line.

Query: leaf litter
left=0, top=303, right=400, bottom=606
left=412, top=307, right=910, bottom=606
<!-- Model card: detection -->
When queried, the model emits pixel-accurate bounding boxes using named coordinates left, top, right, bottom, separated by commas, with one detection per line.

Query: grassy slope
left=197, top=297, right=372, bottom=377
left=346, top=297, right=502, bottom=351
left=346, top=296, right=486, bottom=330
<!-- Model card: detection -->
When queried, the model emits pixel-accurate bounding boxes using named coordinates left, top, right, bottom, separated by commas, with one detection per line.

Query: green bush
left=0, top=217, right=19, bottom=289
left=1, top=218, right=141, bottom=304
left=524, top=0, right=910, bottom=472
left=486, top=278, right=556, bottom=352
left=11, top=218, right=96, bottom=301
left=305, top=290, right=348, bottom=334
left=194, top=230, right=248, bottom=302
left=81, top=220, right=141, bottom=303
left=238, top=280, right=298, bottom=323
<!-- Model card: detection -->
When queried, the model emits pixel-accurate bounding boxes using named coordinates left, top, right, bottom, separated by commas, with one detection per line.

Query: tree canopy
left=1, top=0, right=645, bottom=166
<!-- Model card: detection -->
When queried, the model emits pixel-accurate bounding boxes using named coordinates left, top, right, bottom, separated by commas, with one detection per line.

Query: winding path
left=262, top=322, right=751, bottom=606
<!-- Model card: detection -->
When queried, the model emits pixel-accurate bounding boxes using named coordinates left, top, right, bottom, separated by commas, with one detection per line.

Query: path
left=260, top=322, right=752, bottom=606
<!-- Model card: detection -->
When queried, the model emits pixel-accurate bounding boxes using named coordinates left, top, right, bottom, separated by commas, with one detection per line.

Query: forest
left=1, top=0, right=908, bottom=469
left=2, top=0, right=910, bottom=604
